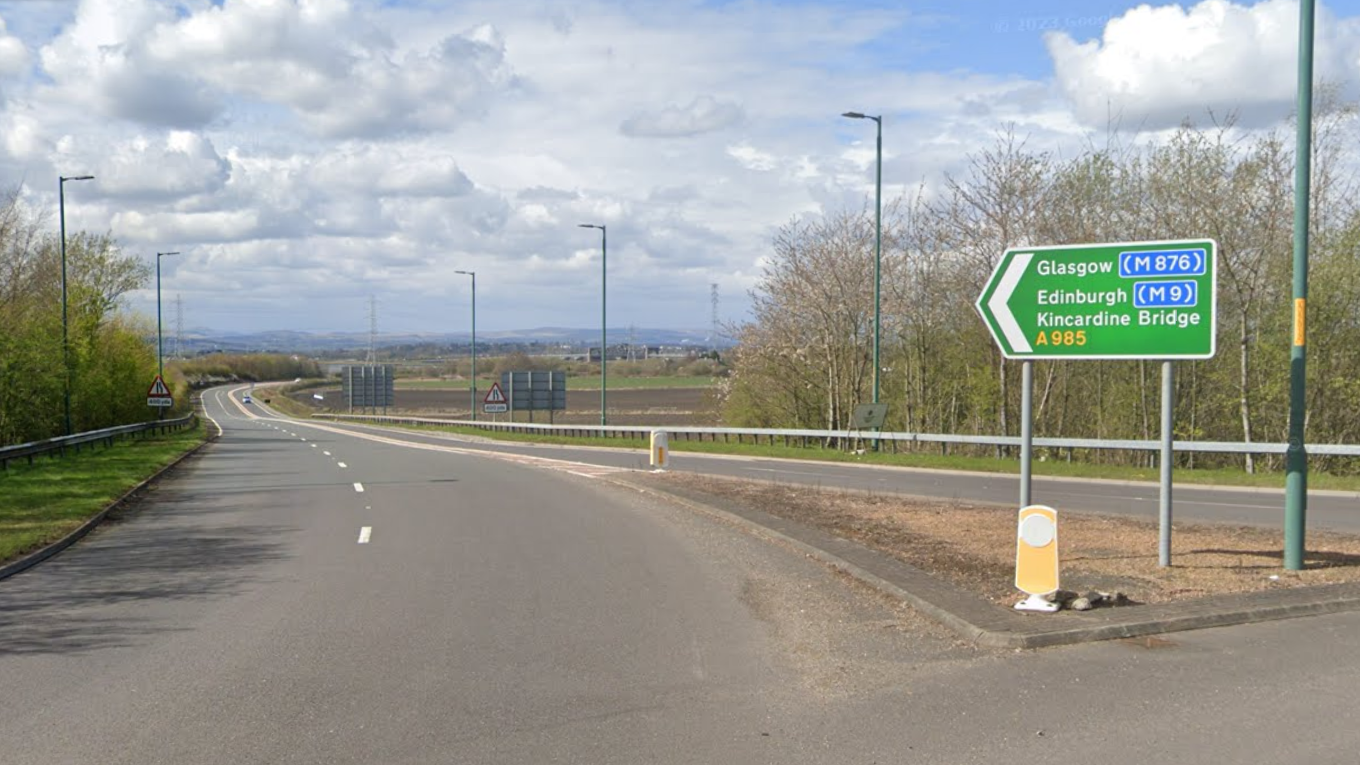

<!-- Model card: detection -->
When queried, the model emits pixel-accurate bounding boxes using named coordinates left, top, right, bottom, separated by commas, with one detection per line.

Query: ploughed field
left=294, top=386, right=721, bottom=426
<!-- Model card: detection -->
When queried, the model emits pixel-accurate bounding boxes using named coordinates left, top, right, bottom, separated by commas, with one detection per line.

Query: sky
left=1, top=0, right=1358, bottom=335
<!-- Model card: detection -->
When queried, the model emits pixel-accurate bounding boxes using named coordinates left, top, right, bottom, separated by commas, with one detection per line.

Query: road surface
left=305, top=412, right=1360, bottom=533
left=2, top=385, right=1359, bottom=763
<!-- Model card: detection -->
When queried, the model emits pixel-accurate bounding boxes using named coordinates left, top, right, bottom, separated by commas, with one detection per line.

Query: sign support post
left=1020, top=361, right=1033, bottom=508
left=1159, top=361, right=1175, bottom=566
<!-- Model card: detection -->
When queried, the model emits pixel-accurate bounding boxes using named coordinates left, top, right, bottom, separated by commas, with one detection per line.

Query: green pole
left=601, top=225, right=607, bottom=427
left=579, top=223, right=607, bottom=426
left=155, top=252, right=179, bottom=380
left=842, top=111, right=883, bottom=448
left=457, top=270, right=476, bottom=420
left=59, top=178, right=70, bottom=436
left=471, top=271, right=477, bottom=422
left=872, top=115, right=881, bottom=411
left=1285, top=0, right=1314, bottom=571
left=57, top=174, right=93, bottom=436
left=156, top=253, right=163, bottom=378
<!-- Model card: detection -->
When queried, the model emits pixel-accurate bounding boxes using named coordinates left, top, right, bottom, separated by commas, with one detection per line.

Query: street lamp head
left=157, top=251, right=180, bottom=258
left=842, top=111, right=866, bottom=119
left=60, top=175, right=95, bottom=183
left=454, top=270, right=474, bottom=276
left=579, top=223, right=604, bottom=230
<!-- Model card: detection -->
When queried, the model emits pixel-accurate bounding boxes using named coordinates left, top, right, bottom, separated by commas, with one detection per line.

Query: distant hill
left=175, top=327, right=734, bottom=355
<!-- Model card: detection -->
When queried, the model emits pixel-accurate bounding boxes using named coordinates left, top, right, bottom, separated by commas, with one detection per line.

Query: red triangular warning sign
left=483, top=382, right=507, bottom=404
left=148, top=375, right=172, bottom=397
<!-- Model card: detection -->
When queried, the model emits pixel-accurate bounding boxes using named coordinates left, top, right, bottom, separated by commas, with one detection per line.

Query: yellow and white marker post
left=1015, top=505, right=1060, bottom=613
left=650, top=430, right=670, bottom=471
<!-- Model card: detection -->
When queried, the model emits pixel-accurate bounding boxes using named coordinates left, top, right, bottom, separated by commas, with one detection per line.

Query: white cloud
left=306, top=146, right=475, bottom=197
left=727, top=142, right=778, bottom=172
left=32, top=0, right=516, bottom=137
left=112, top=208, right=270, bottom=244
left=1048, top=0, right=1360, bottom=129
left=2, top=111, right=45, bottom=158
left=98, top=132, right=231, bottom=200
left=38, top=0, right=222, bottom=127
left=620, top=96, right=744, bottom=138
left=145, top=2, right=515, bottom=138
left=0, top=18, right=28, bottom=77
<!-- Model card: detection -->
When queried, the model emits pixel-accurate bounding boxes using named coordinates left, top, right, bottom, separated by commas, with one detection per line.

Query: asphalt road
left=303, top=415, right=1360, bottom=533
left=3, top=385, right=1360, bottom=763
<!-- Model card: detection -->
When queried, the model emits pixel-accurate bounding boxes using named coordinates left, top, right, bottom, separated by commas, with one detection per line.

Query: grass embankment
left=0, top=421, right=208, bottom=564
left=252, top=382, right=322, bottom=419
left=365, top=419, right=1360, bottom=493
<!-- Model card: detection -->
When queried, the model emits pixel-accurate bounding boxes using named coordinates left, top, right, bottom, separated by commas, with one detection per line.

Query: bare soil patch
left=643, top=472, right=1360, bottom=607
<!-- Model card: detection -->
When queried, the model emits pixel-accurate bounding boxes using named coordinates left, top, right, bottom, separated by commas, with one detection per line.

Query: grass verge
left=0, top=421, right=208, bottom=564
left=253, top=383, right=321, bottom=419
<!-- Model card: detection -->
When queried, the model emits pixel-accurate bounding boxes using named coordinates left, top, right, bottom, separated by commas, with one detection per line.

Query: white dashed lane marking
left=358, top=527, right=372, bottom=544
left=353, top=482, right=365, bottom=493
left=338, top=462, right=348, bottom=468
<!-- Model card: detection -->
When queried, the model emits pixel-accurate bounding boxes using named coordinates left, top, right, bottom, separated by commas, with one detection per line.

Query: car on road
left=243, top=394, right=253, bottom=404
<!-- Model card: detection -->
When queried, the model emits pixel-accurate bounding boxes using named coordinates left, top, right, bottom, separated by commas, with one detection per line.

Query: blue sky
left=0, top=0, right=1356, bottom=335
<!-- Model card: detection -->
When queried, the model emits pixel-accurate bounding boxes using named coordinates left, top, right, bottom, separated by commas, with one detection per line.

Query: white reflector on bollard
left=650, top=430, right=669, bottom=471
left=1014, top=505, right=1060, bottom=613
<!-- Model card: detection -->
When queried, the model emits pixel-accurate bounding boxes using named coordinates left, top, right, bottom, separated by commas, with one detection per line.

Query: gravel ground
left=639, top=472, right=1360, bottom=606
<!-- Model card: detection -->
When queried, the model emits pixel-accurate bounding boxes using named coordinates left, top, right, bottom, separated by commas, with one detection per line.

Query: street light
left=454, top=270, right=477, bottom=421
left=156, top=252, right=180, bottom=379
left=579, top=223, right=607, bottom=426
left=59, top=174, right=95, bottom=436
left=842, top=112, right=882, bottom=417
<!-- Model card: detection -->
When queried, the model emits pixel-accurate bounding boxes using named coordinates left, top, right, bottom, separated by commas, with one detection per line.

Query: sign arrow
left=988, top=252, right=1033, bottom=354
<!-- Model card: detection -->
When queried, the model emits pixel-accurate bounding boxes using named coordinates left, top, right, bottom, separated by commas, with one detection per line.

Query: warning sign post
left=483, top=382, right=508, bottom=413
left=147, top=375, right=174, bottom=408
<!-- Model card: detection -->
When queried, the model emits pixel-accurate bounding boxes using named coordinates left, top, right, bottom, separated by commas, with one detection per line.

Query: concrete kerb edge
left=610, top=475, right=1360, bottom=650
left=0, top=419, right=217, bottom=583
left=1012, top=594, right=1360, bottom=649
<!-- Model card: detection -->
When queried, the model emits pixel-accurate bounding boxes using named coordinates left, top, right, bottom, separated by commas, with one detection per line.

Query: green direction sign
left=976, top=239, right=1217, bottom=360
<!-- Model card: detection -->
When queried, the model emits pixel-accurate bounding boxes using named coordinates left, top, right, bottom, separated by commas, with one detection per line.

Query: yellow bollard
left=650, top=430, right=669, bottom=470
left=1014, top=505, right=1060, bottom=612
